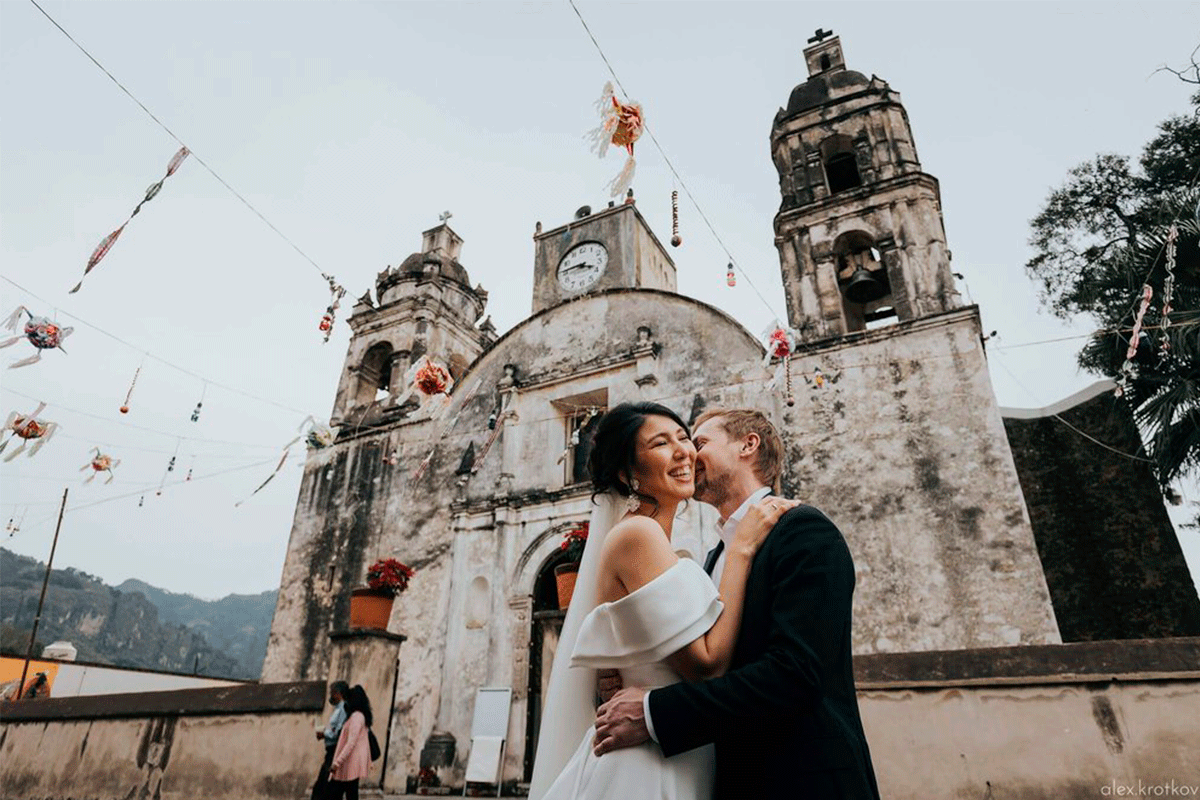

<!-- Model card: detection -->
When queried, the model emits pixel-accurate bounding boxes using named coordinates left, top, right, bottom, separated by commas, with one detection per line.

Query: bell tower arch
left=771, top=30, right=961, bottom=341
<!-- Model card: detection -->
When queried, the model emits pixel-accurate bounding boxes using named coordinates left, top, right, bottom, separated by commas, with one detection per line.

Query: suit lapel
left=703, top=540, right=724, bottom=575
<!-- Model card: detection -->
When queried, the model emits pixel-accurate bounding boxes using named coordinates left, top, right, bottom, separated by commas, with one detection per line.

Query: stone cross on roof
left=807, top=28, right=834, bottom=44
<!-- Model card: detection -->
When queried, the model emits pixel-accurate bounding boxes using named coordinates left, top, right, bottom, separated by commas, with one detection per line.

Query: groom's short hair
left=694, top=408, right=784, bottom=490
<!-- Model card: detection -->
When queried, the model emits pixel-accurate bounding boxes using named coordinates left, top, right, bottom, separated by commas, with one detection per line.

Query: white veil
left=528, top=491, right=625, bottom=800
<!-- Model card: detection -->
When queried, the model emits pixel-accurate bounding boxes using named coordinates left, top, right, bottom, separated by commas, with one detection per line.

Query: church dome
left=396, top=250, right=472, bottom=286
left=782, top=69, right=872, bottom=117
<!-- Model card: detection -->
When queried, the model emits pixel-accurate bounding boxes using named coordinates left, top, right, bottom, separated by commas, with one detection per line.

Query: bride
left=529, top=402, right=796, bottom=800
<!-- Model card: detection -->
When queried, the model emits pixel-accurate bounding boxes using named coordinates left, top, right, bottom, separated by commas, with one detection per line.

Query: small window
left=356, top=342, right=394, bottom=405
left=820, top=54, right=831, bottom=71
left=825, top=153, right=862, bottom=193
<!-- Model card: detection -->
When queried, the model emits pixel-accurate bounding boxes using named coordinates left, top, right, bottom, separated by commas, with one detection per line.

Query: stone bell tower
left=330, top=219, right=497, bottom=429
left=771, top=30, right=961, bottom=341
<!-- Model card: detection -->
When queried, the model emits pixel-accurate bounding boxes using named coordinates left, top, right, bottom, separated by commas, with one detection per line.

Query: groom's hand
left=593, top=687, right=649, bottom=756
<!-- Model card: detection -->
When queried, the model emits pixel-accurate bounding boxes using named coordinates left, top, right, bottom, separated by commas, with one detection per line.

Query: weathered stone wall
left=0, top=681, right=326, bottom=800
left=855, top=638, right=1200, bottom=800
left=1003, top=383, right=1200, bottom=640
left=6, top=641, right=1196, bottom=799
left=264, top=288, right=1060, bottom=786
left=781, top=306, right=1060, bottom=652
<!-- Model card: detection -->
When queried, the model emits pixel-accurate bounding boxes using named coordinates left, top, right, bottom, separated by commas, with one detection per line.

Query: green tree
left=1026, top=91, right=1199, bottom=489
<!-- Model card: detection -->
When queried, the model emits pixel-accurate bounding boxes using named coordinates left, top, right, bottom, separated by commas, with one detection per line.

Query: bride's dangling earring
left=626, top=479, right=642, bottom=513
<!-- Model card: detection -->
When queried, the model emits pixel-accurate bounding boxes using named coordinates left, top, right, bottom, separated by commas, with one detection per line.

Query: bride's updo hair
left=588, top=402, right=691, bottom=502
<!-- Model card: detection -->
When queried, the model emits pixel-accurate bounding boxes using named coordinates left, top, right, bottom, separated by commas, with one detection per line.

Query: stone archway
left=521, top=539, right=578, bottom=780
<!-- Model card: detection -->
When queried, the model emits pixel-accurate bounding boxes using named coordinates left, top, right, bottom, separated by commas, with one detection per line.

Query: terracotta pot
left=350, top=588, right=395, bottom=630
left=555, top=563, right=580, bottom=610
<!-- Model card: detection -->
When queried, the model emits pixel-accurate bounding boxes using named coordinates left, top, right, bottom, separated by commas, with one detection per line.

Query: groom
left=593, top=408, right=881, bottom=799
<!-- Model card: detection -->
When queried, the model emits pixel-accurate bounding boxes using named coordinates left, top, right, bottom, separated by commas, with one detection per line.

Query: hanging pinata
left=762, top=321, right=801, bottom=407
left=70, top=146, right=190, bottom=293
left=0, top=307, right=73, bottom=368
left=0, top=403, right=59, bottom=461
left=80, top=447, right=121, bottom=484
left=403, top=355, right=455, bottom=418
left=586, top=82, right=645, bottom=198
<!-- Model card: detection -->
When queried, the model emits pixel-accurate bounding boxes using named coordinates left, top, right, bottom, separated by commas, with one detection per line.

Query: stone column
left=327, top=629, right=407, bottom=796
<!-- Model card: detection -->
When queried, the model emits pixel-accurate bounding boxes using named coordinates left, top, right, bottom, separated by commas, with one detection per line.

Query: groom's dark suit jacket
left=648, top=505, right=881, bottom=799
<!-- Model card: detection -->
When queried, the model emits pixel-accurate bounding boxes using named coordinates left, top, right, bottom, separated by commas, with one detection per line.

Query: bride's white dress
left=538, top=559, right=721, bottom=800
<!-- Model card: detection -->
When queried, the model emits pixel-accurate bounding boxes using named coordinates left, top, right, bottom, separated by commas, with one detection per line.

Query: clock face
left=557, top=242, right=608, bottom=292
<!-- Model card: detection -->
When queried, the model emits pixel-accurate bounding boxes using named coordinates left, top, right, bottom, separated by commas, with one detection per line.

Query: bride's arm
left=663, top=499, right=797, bottom=681
left=605, top=501, right=797, bottom=683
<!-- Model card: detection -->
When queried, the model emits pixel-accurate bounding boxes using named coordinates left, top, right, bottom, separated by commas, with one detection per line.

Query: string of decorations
left=565, top=0, right=782, bottom=318
left=1158, top=223, right=1178, bottom=357
left=70, top=146, right=189, bottom=294
left=27, top=0, right=346, bottom=342
left=1115, top=284, right=1153, bottom=397
left=1, top=274, right=310, bottom=418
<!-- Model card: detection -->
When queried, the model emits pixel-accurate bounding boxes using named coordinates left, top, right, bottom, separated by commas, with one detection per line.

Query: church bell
left=843, top=266, right=889, bottom=304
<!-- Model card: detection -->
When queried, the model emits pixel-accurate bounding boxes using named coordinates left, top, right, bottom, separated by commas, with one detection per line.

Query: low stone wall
left=1, top=640, right=1197, bottom=799
left=854, top=638, right=1200, bottom=800
left=0, top=681, right=326, bottom=800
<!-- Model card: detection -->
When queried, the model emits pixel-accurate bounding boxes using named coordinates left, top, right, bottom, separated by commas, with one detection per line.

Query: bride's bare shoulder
left=600, top=516, right=676, bottom=578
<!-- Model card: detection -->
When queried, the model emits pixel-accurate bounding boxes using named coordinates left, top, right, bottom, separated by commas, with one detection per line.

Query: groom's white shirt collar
left=717, top=486, right=773, bottom=547
left=645, top=485, right=773, bottom=744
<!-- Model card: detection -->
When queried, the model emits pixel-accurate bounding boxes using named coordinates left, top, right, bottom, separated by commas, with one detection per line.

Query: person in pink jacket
left=327, top=684, right=373, bottom=799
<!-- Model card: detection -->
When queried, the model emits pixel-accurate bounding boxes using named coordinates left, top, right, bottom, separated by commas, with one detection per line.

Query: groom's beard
left=694, top=468, right=732, bottom=508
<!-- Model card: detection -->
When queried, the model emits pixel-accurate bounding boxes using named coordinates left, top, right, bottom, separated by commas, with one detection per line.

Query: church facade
left=261, top=33, right=1063, bottom=789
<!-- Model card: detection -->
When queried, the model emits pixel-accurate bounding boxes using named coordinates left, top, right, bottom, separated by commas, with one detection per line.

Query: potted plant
left=350, top=557, right=415, bottom=630
left=555, top=522, right=588, bottom=610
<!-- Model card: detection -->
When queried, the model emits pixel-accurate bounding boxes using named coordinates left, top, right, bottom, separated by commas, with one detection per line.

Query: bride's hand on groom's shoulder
left=732, top=497, right=801, bottom=558
left=593, top=687, right=649, bottom=756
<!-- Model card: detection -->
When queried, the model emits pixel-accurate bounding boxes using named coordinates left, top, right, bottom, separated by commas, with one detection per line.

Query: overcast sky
left=1, top=1, right=1197, bottom=600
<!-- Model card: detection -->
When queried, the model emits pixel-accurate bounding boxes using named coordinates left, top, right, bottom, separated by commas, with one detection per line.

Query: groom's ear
left=740, top=433, right=761, bottom=457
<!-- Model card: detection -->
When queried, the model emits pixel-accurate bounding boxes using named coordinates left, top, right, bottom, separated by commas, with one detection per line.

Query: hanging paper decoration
left=472, top=409, right=517, bottom=473
left=726, top=263, right=736, bottom=288
left=402, top=355, right=456, bottom=419
left=190, top=383, right=207, bottom=423
left=6, top=508, right=27, bottom=538
left=410, top=378, right=484, bottom=484
left=0, top=403, right=59, bottom=461
left=236, top=416, right=339, bottom=506
left=807, top=367, right=825, bottom=389
left=1159, top=224, right=1178, bottom=357
left=70, top=146, right=190, bottom=293
left=762, top=322, right=800, bottom=407
left=0, top=306, right=74, bottom=368
left=156, top=439, right=181, bottom=496
left=80, top=447, right=121, bottom=484
left=586, top=82, right=645, bottom=198
left=557, top=407, right=600, bottom=465
left=670, top=190, right=682, bottom=248
left=186, top=456, right=195, bottom=481
left=1115, top=284, right=1153, bottom=397
left=319, top=275, right=347, bottom=343
left=120, top=365, right=142, bottom=414
left=138, top=495, right=145, bottom=508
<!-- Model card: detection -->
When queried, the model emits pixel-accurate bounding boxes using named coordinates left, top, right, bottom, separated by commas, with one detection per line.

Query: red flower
left=560, top=522, right=589, bottom=562
left=367, top=558, right=415, bottom=595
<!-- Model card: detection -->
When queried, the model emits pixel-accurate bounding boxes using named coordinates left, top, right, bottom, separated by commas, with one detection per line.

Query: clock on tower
left=531, top=197, right=676, bottom=314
